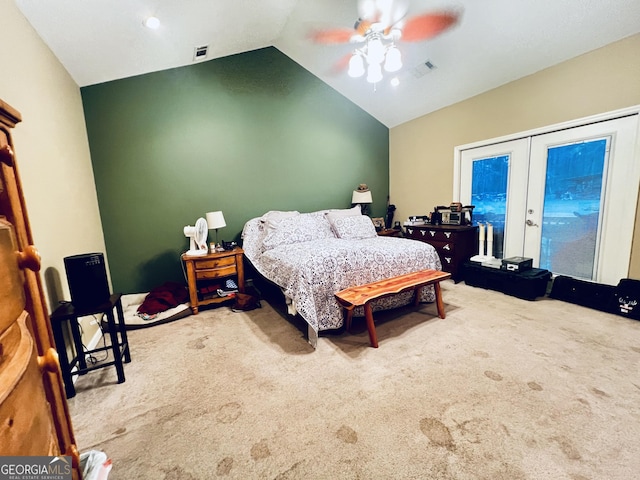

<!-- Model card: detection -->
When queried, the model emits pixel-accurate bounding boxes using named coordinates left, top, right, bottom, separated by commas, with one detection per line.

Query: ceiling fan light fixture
left=366, top=63, right=383, bottom=84
left=348, top=54, right=365, bottom=78
left=366, top=37, right=386, bottom=64
left=384, top=45, right=402, bottom=72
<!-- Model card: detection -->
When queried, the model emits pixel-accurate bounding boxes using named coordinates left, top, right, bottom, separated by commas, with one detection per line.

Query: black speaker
left=64, top=253, right=110, bottom=310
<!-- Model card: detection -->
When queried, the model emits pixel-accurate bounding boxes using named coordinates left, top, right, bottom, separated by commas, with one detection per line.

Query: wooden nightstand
left=377, top=228, right=402, bottom=237
left=182, top=248, right=245, bottom=314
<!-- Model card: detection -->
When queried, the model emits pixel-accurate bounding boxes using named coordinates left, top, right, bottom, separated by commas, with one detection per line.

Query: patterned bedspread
left=242, top=214, right=442, bottom=335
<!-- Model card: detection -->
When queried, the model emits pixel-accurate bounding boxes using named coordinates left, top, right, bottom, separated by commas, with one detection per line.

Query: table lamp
left=206, top=211, right=226, bottom=252
left=351, top=184, right=373, bottom=216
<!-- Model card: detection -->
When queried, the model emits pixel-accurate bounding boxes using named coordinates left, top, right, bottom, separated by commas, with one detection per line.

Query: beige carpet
left=67, top=281, right=640, bottom=479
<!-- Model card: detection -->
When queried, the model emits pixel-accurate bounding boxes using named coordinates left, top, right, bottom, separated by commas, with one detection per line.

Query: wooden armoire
left=0, top=99, right=82, bottom=478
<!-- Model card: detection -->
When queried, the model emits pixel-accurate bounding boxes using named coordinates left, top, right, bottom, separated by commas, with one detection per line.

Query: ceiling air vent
left=410, top=60, right=437, bottom=79
left=193, top=45, right=209, bottom=62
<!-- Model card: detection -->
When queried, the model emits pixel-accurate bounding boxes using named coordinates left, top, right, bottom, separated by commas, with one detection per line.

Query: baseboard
left=86, top=323, right=104, bottom=351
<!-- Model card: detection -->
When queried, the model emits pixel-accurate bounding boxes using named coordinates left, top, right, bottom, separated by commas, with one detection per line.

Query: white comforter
left=242, top=215, right=442, bottom=335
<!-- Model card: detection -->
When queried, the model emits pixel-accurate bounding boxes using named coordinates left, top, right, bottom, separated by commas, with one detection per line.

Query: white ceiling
left=15, top=0, right=640, bottom=128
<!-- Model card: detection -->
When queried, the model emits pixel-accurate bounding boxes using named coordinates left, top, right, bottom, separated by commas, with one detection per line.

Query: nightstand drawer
left=195, top=256, right=236, bottom=270
left=196, top=264, right=237, bottom=280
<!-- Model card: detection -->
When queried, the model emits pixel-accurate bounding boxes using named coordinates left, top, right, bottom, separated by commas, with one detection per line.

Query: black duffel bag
left=549, top=275, right=616, bottom=313
left=612, top=278, right=640, bottom=320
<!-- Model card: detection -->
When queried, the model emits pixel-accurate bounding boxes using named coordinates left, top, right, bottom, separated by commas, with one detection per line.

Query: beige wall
left=391, top=33, right=640, bottom=279
left=1, top=0, right=106, bottom=339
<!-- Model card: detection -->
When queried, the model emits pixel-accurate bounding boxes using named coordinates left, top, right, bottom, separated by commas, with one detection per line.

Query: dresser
left=404, top=224, right=478, bottom=282
left=0, top=100, right=82, bottom=477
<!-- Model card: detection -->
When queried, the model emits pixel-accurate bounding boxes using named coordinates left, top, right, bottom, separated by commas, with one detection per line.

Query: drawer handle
left=429, top=231, right=435, bottom=236
left=17, top=245, right=41, bottom=272
left=407, top=228, right=413, bottom=235
left=445, top=232, right=451, bottom=238
left=0, top=144, right=14, bottom=166
left=444, top=257, right=452, bottom=264
left=38, top=348, right=60, bottom=373
left=420, top=230, right=426, bottom=236
left=443, top=244, right=451, bottom=251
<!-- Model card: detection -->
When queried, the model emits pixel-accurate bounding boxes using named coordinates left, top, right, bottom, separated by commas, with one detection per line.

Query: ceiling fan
left=310, top=0, right=461, bottom=84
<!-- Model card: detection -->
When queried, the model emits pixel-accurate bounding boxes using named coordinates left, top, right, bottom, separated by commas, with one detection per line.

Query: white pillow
left=260, top=210, right=300, bottom=229
left=328, top=215, right=378, bottom=240
left=262, top=213, right=335, bottom=250
left=326, top=205, right=362, bottom=217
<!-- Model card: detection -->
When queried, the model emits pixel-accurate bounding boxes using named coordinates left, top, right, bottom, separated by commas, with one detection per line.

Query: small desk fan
left=183, top=217, right=208, bottom=256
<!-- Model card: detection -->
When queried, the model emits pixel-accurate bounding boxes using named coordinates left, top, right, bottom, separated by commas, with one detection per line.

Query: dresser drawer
left=0, top=220, right=26, bottom=335
left=196, top=264, right=237, bottom=280
left=424, top=229, right=463, bottom=242
left=404, top=227, right=426, bottom=240
left=195, top=256, right=236, bottom=271
left=405, top=227, right=463, bottom=242
left=439, top=254, right=454, bottom=269
left=0, top=317, right=57, bottom=455
left=430, top=240, right=455, bottom=255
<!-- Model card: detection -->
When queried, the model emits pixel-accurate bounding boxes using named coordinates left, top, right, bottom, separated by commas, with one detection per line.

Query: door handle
left=526, top=219, right=538, bottom=227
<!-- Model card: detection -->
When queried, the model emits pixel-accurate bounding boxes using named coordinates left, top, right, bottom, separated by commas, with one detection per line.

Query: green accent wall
left=81, top=47, right=389, bottom=294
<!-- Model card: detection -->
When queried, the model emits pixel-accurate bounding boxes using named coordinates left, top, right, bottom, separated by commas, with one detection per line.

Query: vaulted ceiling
left=15, top=0, right=640, bottom=127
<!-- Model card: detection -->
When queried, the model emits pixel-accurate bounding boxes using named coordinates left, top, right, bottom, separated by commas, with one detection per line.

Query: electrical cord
left=180, top=251, right=189, bottom=284
left=78, top=314, right=109, bottom=364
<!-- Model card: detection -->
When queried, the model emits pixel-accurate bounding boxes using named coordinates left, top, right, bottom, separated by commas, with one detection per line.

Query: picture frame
left=371, top=217, right=385, bottom=231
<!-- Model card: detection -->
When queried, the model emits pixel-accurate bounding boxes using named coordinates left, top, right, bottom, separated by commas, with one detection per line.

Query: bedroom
left=2, top=1, right=639, bottom=317
left=1, top=0, right=640, bottom=475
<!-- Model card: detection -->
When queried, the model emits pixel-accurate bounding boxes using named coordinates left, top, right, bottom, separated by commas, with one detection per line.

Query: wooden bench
left=335, top=269, right=452, bottom=348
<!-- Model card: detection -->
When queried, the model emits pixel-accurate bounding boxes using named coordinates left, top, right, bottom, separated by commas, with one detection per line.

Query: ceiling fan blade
left=358, top=0, right=410, bottom=29
left=310, top=28, right=354, bottom=44
left=401, top=11, right=460, bottom=42
left=330, top=52, right=354, bottom=76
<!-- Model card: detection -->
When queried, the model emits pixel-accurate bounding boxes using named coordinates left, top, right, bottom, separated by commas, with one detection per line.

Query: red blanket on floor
left=137, top=282, right=189, bottom=315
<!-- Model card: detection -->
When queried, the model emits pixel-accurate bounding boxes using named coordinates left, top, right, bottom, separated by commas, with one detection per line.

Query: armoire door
left=0, top=99, right=82, bottom=478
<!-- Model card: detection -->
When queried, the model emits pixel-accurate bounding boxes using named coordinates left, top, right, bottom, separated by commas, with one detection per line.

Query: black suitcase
left=463, top=262, right=551, bottom=301
left=549, top=275, right=616, bottom=313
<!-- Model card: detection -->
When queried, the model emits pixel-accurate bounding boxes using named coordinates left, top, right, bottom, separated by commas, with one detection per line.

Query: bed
left=242, top=208, right=442, bottom=347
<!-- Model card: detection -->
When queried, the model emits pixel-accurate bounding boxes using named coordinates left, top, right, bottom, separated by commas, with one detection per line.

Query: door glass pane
left=539, top=139, right=608, bottom=279
left=471, top=155, right=509, bottom=258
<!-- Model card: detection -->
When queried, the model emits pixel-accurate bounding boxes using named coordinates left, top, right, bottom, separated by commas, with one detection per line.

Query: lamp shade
left=206, top=211, right=226, bottom=230
left=352, top=190, right=372, bottom=204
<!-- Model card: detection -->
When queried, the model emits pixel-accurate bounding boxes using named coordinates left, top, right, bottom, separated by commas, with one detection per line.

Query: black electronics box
left=463, top=262, right=551, bottom=300
left=501, top=256, right=533, bottom=272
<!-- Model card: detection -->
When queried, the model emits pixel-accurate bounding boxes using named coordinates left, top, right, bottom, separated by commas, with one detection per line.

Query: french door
left=456, top=113, right=639, bottom=285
